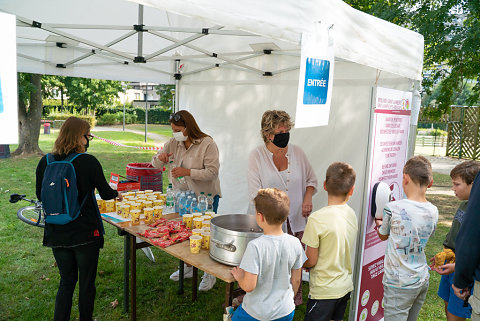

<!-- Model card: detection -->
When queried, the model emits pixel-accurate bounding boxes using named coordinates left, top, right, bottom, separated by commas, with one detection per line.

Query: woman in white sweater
left=248, top=110, right=318, bottom=305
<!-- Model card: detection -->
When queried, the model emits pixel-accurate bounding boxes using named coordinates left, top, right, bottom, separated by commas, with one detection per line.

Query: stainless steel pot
left=209, top=214, right=263, bottom=266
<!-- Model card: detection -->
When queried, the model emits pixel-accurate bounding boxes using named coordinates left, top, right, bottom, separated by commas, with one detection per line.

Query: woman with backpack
left=36, top=116, right=121, bottom=321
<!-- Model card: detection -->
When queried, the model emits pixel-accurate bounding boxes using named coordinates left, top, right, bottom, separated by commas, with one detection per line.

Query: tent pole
left=123, top=82, right=126, bottom=131
left=350, top=87, right=376, bottom=321
left=174, top=60, right=180, bottom=113
left=145, top=83, right=148, bottom=143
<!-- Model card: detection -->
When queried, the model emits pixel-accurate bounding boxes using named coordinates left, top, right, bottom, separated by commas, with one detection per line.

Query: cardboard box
left=109, top=173, right=140, bottom=192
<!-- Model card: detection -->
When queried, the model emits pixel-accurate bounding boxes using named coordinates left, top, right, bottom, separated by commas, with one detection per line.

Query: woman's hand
left=171, top=167, right=191, bottom=178
left=302, top=195, right=313, bottom=217
left=116, top=193, right=123, bottom=202
left=156, top=152, right=172, bottom=163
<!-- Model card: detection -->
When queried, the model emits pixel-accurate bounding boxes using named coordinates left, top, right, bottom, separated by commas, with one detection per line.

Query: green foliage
left=17, top=73, right=39, bottom=107
left=345, top=0, right=480, bottom=119
left=417, top=128, right=448, bottom=136
left=134, top=107, right=171, bottom=124
left=45, top=111, right=96, bottom=128
left=154, top=84, right=175, bottom=111
left=41, top=75, right=123, bottom=111
left=97, top=112, right=137, bottom=126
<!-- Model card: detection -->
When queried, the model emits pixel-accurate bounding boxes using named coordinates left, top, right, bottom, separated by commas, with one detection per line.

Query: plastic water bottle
left=191, top=198, right=199, bottom=213
left=174, top=191, right=181, bottom=213
left=206, top=193, right=214, bottom=212
left=185, top=195, right=193, bottom=214
left=166, top=183, right=174, bottom=211
left=178, top=192, right=186, bottom=216
left=170, top=160, right=186, bottom=184
left=198, top=192, right=207, bottom=214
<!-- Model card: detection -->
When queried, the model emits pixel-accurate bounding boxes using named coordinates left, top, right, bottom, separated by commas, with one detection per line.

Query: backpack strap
left=45, top=153, right=55, bottom=165
left=64, top=152, right=85, bottom=163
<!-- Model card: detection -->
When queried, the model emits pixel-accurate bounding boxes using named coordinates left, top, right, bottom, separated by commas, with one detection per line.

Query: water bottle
left=178, top=192, right=186, bottom=216
left=191, top=198, right=199, bottom=213
left=207, top=193, right=214, bottom=212
left=198, top=192, right=207, bottom=214
left=166, top=183, right=174, bottom=211
left=170, top=160, right=186, bottom=184
left=185, top=195, right=193, bottom=214
left=174, top=190, right=181, bottom=213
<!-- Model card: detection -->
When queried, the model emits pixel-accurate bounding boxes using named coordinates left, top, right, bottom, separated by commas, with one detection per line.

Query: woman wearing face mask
left=247, top=110, right=318, bottom=306
left=152, top=110, right=221, bottom=291
left=36, top=116, right=121, bottom=321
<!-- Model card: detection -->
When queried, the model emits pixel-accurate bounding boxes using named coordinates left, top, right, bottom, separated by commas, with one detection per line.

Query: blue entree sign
left=0, top=76, right=3, bottom=113
left=303, top=58, right=330, bottom=105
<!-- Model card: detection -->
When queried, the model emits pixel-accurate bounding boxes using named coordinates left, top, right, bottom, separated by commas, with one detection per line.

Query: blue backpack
left=41, top=153, right=88, bottom=225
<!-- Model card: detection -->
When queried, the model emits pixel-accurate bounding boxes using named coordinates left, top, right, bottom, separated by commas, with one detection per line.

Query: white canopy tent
left=1, top=0, right=423, bottom=317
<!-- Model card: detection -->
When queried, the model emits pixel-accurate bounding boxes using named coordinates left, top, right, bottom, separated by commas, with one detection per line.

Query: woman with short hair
left=248, top=109, right=318, bottom=305
left=36, top=116, right=121, bottom=321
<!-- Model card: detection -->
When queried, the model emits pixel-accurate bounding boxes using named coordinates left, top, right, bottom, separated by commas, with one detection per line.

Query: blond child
left=231, top=188, right=306, bottom=321
left=376, top=155, right=439, bottom=321
left=302, top=162, right=357, bottom=321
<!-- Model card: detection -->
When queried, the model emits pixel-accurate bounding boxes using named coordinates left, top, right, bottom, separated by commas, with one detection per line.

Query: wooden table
left=102, top=214, right=239, bottom=321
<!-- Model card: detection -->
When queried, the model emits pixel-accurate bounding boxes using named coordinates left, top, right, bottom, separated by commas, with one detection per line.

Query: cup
left=153, top=206, right=163, bottom=219
left=144, top=201, right=153, bottom=209
left=144, top=207, right=154, bottom=224
left=201, top=232, right=210, bottom=249
left=192, top=228, right=203, bottom=236
left=203, top=214, right=211, bottom=222
left=130, top=202, right=141, bottom=212
left=193, top=217, right=203, bottom=230
left=105, top=200, right=115, bottom=213
left=202, top=227, right=210, bottom=233
left=144, top=189, right=154, bottom=194
left=119, top=205, right=130, bottom=218
left=96, top=199, right=105, bottom=213
left=189, top=235, right=202, bottom=254
left=202, top=220, right=211, bottom=229
left=160, top=194, right=167, bottom=202
left=205, top=211, right=215, bottom=217
left=153, top=200, right=163, bottom=207
left=193, top=213, right=202, bottom=219
left=130, top=209, right=141, bottom=225
left=182, top=214, right=193, bottom=229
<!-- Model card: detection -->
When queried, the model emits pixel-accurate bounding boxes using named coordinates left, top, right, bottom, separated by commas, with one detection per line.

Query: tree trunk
left=12, top=74, right=44, bottom=157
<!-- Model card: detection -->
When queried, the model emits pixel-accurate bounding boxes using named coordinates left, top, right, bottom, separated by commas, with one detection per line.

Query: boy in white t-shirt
left=376, top=155, right=439, bottom=321
left=231, top=188, right=306, bottom=321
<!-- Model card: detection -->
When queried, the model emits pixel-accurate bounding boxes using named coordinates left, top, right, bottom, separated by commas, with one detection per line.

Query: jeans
left=52, top=242, right=100, bottom=321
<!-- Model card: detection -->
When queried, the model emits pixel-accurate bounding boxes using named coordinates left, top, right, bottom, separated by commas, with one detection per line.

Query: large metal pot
left=209, top=214, right=263, bottom=266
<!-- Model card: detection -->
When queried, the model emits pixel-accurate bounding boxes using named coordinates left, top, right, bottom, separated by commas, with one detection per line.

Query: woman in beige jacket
left=152, top=110, right=221, bottom=291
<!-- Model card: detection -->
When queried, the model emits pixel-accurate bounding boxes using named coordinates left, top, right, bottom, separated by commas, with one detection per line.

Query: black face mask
left=272, top=132, right=289, bottom=148
left=84, top=135, right=90, bottom=152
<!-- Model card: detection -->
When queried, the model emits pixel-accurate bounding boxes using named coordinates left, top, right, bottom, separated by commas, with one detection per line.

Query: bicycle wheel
left=17, top=206, right=45, bottom=228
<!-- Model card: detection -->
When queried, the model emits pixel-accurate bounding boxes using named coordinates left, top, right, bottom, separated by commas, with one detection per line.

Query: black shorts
left=304, top=292, right=351, bottom=321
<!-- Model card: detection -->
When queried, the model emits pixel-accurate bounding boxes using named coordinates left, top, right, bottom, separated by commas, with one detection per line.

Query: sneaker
left=198, top=272, right=216, bottom=291
left=169, top=264, right=193, bottom=281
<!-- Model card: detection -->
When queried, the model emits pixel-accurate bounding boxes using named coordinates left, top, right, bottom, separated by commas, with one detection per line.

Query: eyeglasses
left=84, top=134, right=94, bottom=141
left=169, top=113, right=182, bottom=122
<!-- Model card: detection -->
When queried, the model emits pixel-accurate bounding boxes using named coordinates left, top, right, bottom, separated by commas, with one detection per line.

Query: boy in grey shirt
left=231, top=188, right=307, bottom=321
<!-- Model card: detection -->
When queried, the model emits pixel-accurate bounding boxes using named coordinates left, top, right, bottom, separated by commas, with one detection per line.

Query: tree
left=12, top=73, right=44, bottom=156
left=345, top=0, right=480, bottom=119
left=154, top=84, right=175, bottom=111
left=61, top=77, right=123, bottom=113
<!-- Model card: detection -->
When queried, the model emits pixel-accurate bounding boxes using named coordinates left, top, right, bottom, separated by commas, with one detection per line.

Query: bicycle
left=9, top=193, right=45, bottom=228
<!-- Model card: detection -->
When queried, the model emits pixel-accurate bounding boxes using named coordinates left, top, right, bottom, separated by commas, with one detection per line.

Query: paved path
left=93, top=126, right=170, bottom=144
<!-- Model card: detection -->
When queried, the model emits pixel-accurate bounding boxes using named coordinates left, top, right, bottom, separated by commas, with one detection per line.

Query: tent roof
left=0, top=0, right=423, bottom=83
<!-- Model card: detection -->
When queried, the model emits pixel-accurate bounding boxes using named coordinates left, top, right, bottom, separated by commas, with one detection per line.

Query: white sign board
left=294, top=25, right=334, bottom=128
left=0, top=12, right=18, bottom=144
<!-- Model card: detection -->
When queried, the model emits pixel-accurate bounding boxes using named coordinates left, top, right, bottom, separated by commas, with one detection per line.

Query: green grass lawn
left=103, top=124, right=173, bottom=139
left=0, top=131, right=462, bottom=320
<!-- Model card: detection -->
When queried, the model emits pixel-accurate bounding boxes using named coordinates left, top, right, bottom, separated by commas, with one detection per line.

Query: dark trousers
left=52, top=242, right=100, bottom=321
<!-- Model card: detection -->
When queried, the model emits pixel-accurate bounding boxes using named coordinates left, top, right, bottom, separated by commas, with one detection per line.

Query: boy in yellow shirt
left=302, top=162, right=357, bottom=321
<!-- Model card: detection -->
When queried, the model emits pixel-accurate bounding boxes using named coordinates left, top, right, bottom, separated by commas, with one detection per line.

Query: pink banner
left=355, top=87, right=412, bottom=321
